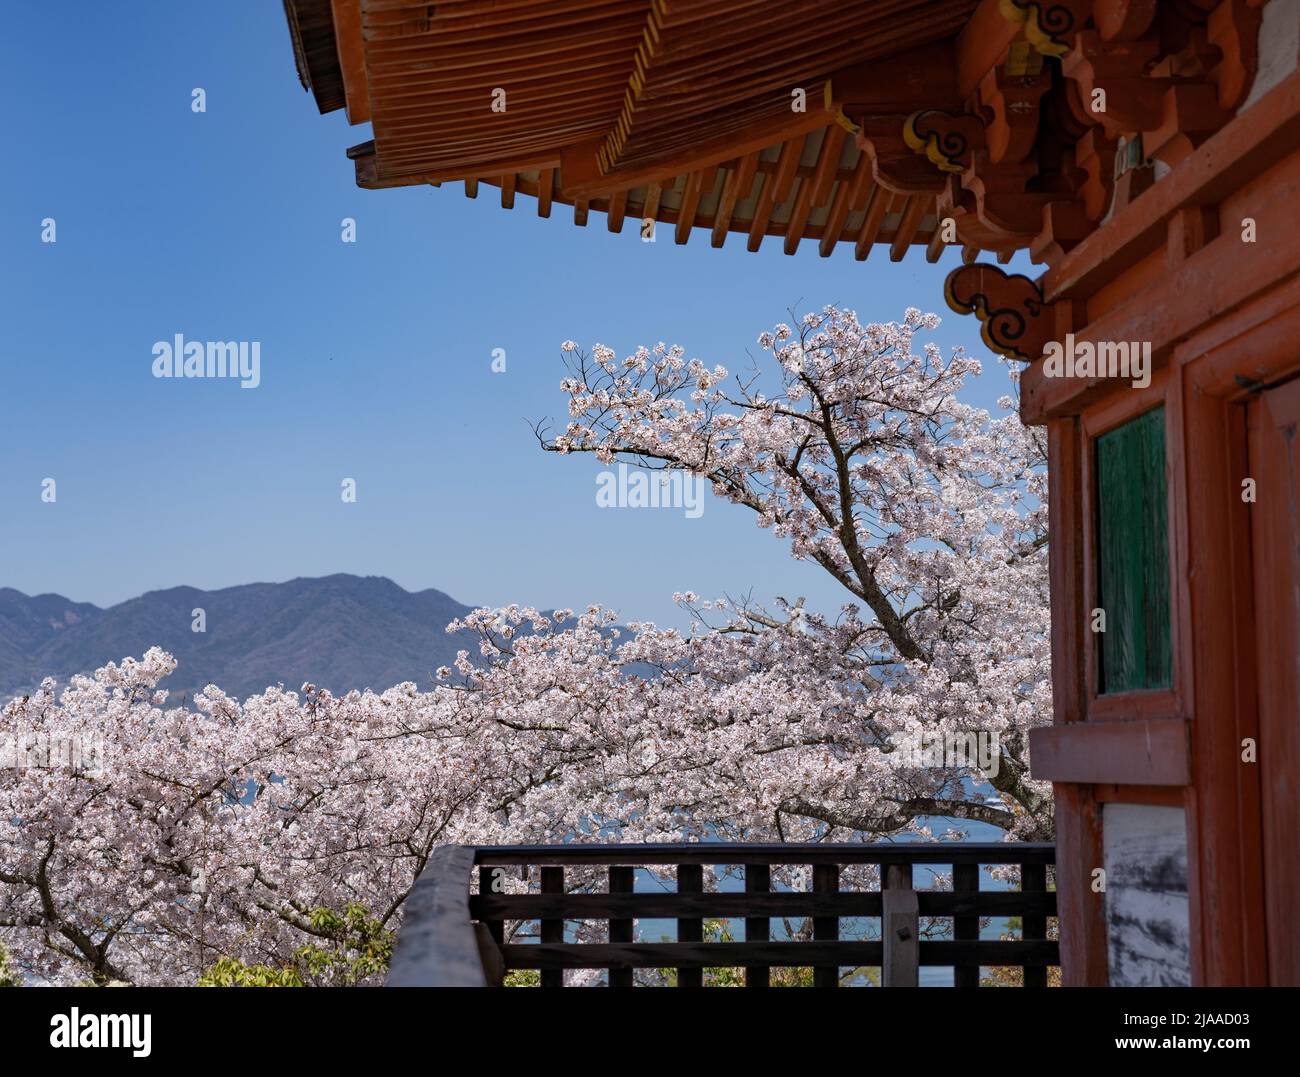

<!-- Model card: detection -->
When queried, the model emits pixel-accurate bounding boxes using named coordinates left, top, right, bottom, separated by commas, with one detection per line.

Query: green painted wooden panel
left=1095, top=406, right=1171, bottom=693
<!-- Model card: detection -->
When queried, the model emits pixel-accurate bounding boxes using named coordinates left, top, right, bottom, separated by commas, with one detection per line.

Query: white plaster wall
left=1242, top=0, right=1300, bottom=110
left=1103, top=803, right=1192, bottom=986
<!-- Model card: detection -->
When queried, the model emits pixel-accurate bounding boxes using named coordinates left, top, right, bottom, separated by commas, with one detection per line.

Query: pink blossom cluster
left=1, top=308, right=1051, bottom=984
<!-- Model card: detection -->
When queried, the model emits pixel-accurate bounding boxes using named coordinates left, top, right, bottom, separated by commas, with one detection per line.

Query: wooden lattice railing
left=386, top=843, right=1058, bottom=987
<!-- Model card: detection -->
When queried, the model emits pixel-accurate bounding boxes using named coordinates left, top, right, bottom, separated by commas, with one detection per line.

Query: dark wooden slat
left=924, top=891, right=1056, bottom=916
left=1021, top=862, right=1049, bottom=988
left=469, top=889, right=1055, bottom=919
left=540, top=865, right=564, bottom=988
left=953, top=862, right=979, bottom=988
left=474, top=892, right=879, bottom=918
left=882, top=863, right=918, bottom=988
left=813, top=863, right=839, bottom=988
left=501, top=941, right=883, bottom=970
left=473, top=923, right=505, bottom=986
left=919, top=940, right=1059, bottom=966
left=745, top=864, right=770, bottom=988
left=472, top=843, right=1057, bottom=866
left=387, top=845, right=486, bottom=987
left=497, top=939, right=1057, bottom=970
left=677, top=863, right=703, bottom=988
left=477, top=864, right=504, bottom=945
left=608, top=865, right=633, bottom=987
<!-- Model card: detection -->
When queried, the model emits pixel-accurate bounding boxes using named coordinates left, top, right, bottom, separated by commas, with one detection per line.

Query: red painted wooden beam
left=1030, top=718, right=1191, bottom=785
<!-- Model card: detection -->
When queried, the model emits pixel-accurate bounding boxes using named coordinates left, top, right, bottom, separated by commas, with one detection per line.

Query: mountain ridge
left=0, top=574, right=485, bottom=702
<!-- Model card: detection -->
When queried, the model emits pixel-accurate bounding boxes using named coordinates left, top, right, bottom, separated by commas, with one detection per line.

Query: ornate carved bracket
left=1061, top=3, right=1257, bottom=159
left=999, top=0, right=1094, bottom=56
left=856, top=118, right=948, bottom=194
left=938, top=182, right=1022, bottom=261
left=903, top=110, right=987, bottom=172
left=944, top=263, right=1058, bottom=362
left=897, top=0, right=1260, bottom=266
left=828, top=48, right=963, bottom=196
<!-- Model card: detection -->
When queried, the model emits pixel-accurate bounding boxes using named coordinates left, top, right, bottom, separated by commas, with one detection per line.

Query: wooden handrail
left=387, top=842, right=1059, bottom=987
left=387, top=846, right=489, bottom=987
left=471, top=842, right=1056, bottom=864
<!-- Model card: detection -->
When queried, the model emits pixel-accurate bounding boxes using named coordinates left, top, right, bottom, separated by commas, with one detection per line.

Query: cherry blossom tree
left=536, top=305, right=1052, bottom=840
left=0, top=306, right=1051, bottom=984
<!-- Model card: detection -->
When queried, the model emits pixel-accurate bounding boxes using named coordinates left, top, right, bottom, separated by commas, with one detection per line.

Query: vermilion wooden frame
left=1039, top=260, right=1300, bottom=986
left=1029, top=66, right=1300, bottom=987
left=1177, top=280, right=1300, bottom=987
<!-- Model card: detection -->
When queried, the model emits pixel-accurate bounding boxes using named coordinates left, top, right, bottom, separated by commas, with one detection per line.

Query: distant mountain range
left=0, top=575, right=485, bottom=702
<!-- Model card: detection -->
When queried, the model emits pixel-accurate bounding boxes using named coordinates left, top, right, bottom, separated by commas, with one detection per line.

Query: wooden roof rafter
left=451, top=121, right=953, bottom=263
left=283, top=0, right=991, bottom=261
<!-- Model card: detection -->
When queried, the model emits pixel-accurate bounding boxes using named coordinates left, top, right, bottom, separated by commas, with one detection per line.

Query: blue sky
left=0, top=1, right=1033, bottom=628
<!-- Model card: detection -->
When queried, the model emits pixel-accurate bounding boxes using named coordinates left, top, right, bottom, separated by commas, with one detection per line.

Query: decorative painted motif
left=903, top=109, right=985, bottom=173
left=943, top=263, right=1056, bottom=362
left=999, top=0, right=1091, bottom=56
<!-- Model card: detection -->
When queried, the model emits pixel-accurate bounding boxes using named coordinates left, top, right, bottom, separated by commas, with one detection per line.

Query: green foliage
left=198, top=902, right=394, bottom=987
left=197, top=957, right=304, bottom=987
left=689, top=919, right=745, bottom=987
left=504, top=969, right=540, bottom=987
left=0, top=943, right=21, bottom=987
